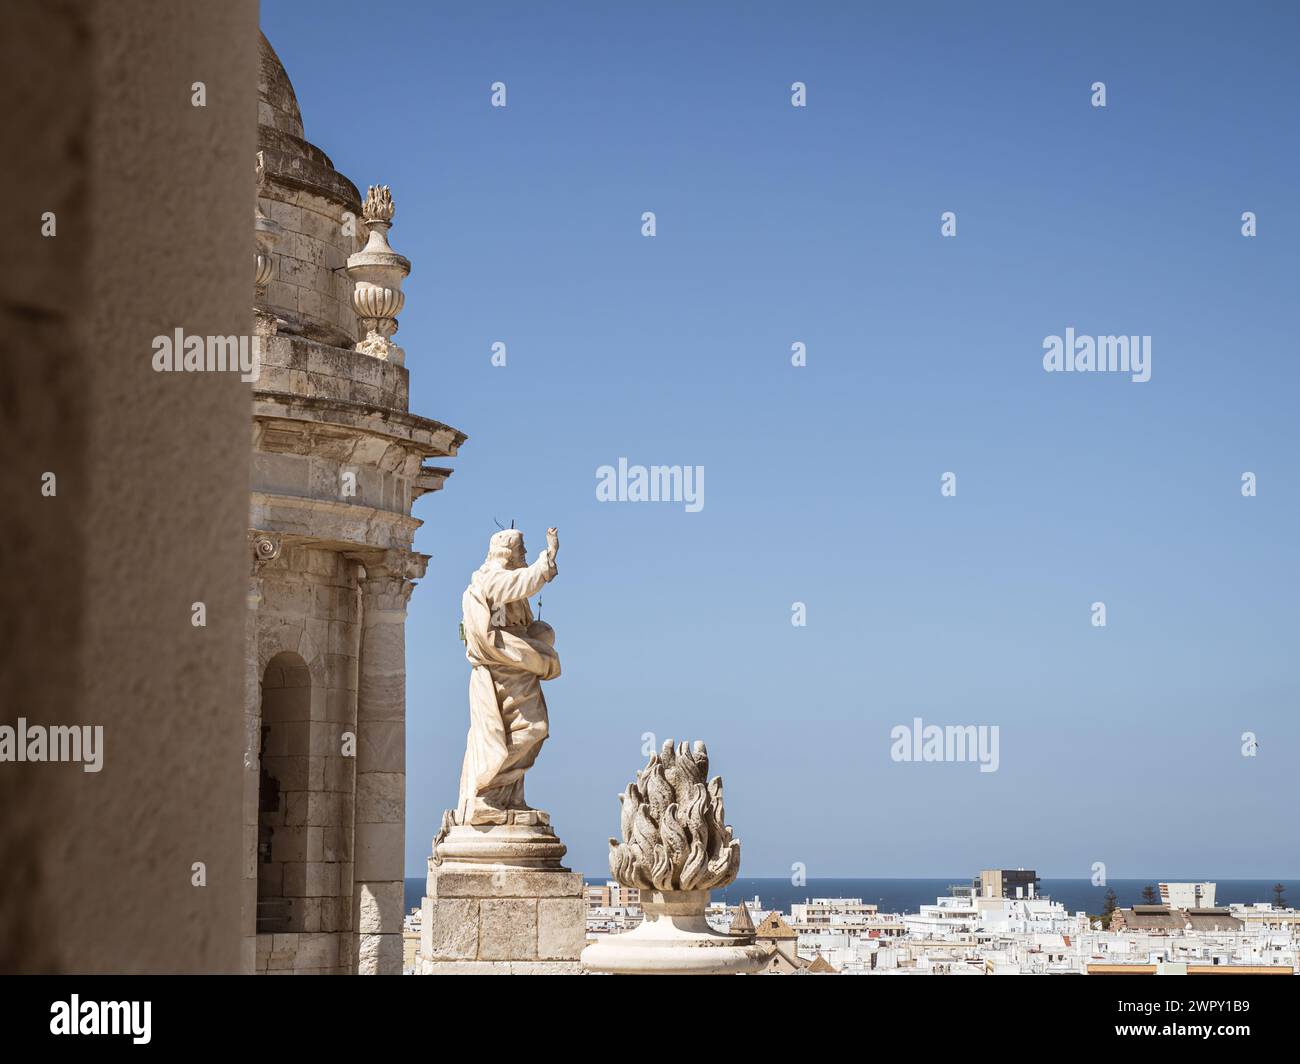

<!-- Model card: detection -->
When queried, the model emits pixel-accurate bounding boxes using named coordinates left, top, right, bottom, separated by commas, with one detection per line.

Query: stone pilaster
left=244, top=531, right=282, bottom=972
left=349, top=548, right=425, bottom=974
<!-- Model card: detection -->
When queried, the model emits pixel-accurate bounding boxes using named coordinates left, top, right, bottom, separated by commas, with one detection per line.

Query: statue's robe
left=457, top=550, right=559, bottom=821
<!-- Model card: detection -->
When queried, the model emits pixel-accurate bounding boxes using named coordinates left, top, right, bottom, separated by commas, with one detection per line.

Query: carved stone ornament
left=580, top=740, right=768, bottom=975
left=253, top=152, right=282, bottom=293
left=250, top=530, right=283, bottom=570
left=346, top=184, right=411, bottom=364
left=608, top=740, right=740, bottom=891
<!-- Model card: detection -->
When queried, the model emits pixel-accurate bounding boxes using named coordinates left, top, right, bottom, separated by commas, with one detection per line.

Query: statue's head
left=486, top=529, right=526, bottom=570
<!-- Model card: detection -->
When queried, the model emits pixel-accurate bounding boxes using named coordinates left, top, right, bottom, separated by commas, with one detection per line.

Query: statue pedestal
left=433, top=820, right=569, bottom=869
left=580, top=890, right=769, bottom=975
left=416, top=820, right=586, bottom=975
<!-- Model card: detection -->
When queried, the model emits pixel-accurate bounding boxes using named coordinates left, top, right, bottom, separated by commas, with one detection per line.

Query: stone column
left=350, top=549, right=425, bottom=974
left=244, top=532, right=282, bottom=972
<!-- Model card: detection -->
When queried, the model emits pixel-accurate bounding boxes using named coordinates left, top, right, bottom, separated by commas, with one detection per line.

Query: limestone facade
left=245, top=33, right=465, bottom=975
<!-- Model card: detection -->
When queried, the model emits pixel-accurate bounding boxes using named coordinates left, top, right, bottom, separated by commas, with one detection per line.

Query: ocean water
left=404, top=876, right=1295, bottom=917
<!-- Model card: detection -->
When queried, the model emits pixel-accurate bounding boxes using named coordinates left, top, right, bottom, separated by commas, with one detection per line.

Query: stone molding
left=254, top=396, right=466, bottom=459
left=250, top=495, right=421, bottom=556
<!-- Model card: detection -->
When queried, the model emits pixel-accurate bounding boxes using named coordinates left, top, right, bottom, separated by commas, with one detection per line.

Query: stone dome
left=257, top=33, right=360, bottom=214
left=256, top=32, right=362, bottom=348
left=257, top=32, right=304, bottom=139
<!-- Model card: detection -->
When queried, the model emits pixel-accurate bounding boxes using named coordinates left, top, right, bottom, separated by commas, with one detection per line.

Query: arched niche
left=256, top=651, right=311, bottom=933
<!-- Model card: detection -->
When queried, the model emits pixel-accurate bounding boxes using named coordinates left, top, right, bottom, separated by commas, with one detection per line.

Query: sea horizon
left=404, top=876, right=1297, bottom=917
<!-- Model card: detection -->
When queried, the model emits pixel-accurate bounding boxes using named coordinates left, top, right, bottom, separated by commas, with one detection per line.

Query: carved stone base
left=460, top=799, right=551, bottom=828
left=356, top=333, right=404, bottom=365
left=434, top=820, right=568, bottom=870
left=580, top=889, right=769, bottom=975
left=417, top=863, right=586, bottom=971
left=419, top=960, right=585, bottom=975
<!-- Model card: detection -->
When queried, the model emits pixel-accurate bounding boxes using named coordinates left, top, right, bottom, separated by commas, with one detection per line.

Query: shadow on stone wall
left=0, top=0, right=258, bottom=973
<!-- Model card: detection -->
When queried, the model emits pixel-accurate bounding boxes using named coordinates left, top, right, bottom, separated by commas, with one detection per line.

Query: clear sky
left=262, top=0, right=1300, bottom=878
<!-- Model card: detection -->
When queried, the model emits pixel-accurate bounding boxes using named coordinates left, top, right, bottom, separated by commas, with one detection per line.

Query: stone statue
left=419, top=526, right=585, bottom=972
left=457, top=525, right=560, bottom=823
left=432, top=527, right=567, bottom=867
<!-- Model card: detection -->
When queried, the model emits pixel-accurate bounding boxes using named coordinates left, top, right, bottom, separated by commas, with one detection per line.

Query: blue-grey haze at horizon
left=262, top=0, right=1300, bottom=879
left=404, top=878, right=1298, bottom=919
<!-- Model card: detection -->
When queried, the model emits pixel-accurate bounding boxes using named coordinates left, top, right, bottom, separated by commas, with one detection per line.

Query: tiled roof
left=755, top=912, right=798, bottom=939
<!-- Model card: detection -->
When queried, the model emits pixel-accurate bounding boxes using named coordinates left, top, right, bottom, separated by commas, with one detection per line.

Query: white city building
left=1160, top=882, right=1216, bottom=909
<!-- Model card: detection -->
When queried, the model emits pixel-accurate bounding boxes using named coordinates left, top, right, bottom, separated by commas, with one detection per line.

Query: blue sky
left=262, top=0, right=1300, bottom=878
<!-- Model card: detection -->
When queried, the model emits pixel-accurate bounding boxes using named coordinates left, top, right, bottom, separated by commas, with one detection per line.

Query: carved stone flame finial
left=608, top=739, right=741, bottom=892
left=362, top=184, right=396, bottom=225
left=581, top=738, right=765, bottom=974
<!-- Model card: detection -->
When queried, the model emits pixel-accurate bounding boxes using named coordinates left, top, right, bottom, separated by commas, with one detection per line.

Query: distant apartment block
left=1160, top=882, right=1216, bottom=909
left=977, top=869, right=1040, bottom=899
left=584, top=881, right=641, bottom=910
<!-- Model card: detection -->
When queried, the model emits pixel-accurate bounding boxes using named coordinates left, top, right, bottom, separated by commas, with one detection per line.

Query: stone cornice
left=254, top=393, right=465, bottom=458
left=251, top=498, right=419, bottom=559
left=415, top=464, right=454, bottom=499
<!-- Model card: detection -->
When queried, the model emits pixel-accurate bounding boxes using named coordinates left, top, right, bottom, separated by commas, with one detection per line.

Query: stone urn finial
left=346, top=184, right=411, bottom=364
left=253, top=151, right=283, bottom=299
left=581, top=740, right=767, bottom=975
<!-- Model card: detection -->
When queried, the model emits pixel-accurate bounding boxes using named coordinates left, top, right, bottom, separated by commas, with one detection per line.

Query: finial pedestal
left=581, top=889, right=768, bottom=975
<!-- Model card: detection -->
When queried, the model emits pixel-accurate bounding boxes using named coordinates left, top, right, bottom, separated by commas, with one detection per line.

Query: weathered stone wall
left=257, top=930, right=351, bottom=975
left=259, top=333, right=410, bottom=411
left=0, top=0, right=257, bottom=973
left=261, top=186, right=362, bottom=346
